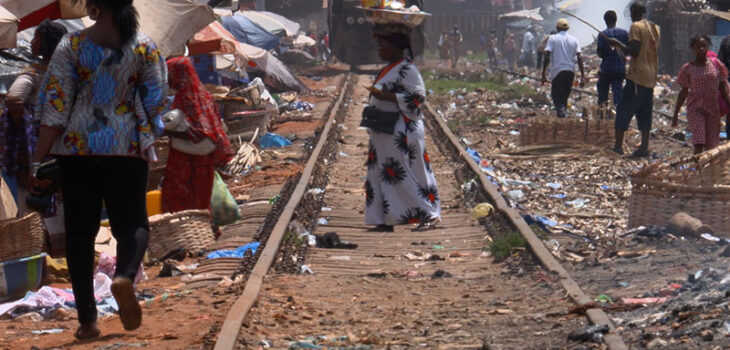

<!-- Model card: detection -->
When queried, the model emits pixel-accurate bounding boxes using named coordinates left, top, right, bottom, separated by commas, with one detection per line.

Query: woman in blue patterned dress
left=29, top=0, right=167, bottom=340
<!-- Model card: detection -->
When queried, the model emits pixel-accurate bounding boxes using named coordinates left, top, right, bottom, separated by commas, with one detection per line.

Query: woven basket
left=148, top=210, right=215, bottom=259
left=0, top=212, right=44, bottom=262
left=148, top=138, right=170, bottom=191
left=629, top=144, right=730, bottom=236
left=519, top=117, right=615, bottom=147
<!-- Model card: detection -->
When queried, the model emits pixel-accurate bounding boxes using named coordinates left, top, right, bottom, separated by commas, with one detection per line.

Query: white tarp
left=498, top=8, right=543, bottom=22
left=135, top=0, right=216, bottom=57
left=0, top=6, right=18, bottom=48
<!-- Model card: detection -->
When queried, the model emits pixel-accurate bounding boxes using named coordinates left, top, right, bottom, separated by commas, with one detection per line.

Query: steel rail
left=213, top=74, right=354, bottom=350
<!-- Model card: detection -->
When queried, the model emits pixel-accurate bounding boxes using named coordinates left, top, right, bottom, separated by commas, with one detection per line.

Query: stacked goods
left=358, top=0, right=431, bottom=27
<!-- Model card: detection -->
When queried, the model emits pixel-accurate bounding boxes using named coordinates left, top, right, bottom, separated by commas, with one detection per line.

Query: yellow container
left=146, top=190, right=163, bottom=217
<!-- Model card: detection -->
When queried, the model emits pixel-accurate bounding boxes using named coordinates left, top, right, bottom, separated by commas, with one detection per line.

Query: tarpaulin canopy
left=0, top=0, right=85, bottom=48
left=135, top=0, right=216, bottom=57
left=498, top=8, right=543, bottom=22
left=221, top=13, right=280, bottom=51
left=238, top=10, right=300, bottom=38
left=188, top=21, right=252, bottom=67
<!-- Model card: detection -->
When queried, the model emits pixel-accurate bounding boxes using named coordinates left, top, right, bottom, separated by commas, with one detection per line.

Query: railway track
left=210, top=72, right=629, bottom=349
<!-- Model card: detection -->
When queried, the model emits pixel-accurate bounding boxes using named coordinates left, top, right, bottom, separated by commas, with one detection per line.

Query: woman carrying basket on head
left=363, top=24, right=441, bottom=232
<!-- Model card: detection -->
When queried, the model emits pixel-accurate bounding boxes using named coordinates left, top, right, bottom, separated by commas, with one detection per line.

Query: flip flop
left=111, top=276, right=142, bottom=331
left=74, top=324, right=100, bottom=340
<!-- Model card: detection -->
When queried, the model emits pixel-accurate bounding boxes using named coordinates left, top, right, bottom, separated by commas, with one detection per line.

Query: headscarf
left=166, top=57, right=234, bottom=166
left=36, top=20, right=68, bottom=59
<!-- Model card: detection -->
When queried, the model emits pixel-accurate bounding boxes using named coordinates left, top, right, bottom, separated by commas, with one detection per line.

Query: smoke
left=561, top=0, right=634, bottom=47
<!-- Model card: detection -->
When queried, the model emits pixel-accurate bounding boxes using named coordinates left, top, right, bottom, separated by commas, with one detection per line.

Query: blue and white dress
left=364, top=59, right=441, bottom=226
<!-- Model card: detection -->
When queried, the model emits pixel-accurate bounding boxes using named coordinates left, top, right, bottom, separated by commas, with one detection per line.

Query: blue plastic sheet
left=465, top=147, right=482, bottom=164
left=206, top=242, right=261, bottom=259
left=221, top=14, right=280, bottom=51
left=261, top=133, right=293, bottom=148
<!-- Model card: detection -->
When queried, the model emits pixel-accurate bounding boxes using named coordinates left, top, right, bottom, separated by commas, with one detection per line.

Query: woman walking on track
left=162, top=57, right=234, bottom=213
left=29, top=0, right=167, bottom=340
left=673, top=35, right=730, bottom=154
left=2, top=20, right=67, bottom=215
left=364, top=25, right=441, bottom=232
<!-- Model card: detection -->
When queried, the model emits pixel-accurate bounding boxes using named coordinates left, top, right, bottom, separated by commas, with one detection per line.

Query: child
left=673, top=35, right=730, bottom=154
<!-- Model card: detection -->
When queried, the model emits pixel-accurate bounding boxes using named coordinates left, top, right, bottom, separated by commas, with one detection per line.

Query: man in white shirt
left=521, top=27, right=535, bottom=68
left=541, top=18, right=586, bottom=118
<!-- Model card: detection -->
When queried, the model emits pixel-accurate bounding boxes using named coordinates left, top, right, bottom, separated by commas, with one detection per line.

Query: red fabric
left=676, top=58, right=728, bottom=148
left=162, top=57, right=234, bottom=213
left=18, top=3, right=61, bottom=31
left=162, top=150, right=216, bottom=212
left=166, top=57, right=234, bottom=167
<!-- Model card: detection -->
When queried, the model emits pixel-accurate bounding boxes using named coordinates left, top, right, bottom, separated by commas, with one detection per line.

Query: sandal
left=111, top=276, right=142, bottom=331
left=413, top=217, right=441, bottom=232
left=74, top=323, right=100, bottom=340
left=367, top=224, right=394, bottom=232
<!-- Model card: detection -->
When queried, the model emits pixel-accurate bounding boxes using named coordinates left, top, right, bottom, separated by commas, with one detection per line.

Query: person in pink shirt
left=673, top=35, right=730, bottom=154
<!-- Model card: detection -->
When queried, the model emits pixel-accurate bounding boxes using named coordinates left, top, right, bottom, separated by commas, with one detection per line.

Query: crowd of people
left=539, top=2, right=728, bottom=157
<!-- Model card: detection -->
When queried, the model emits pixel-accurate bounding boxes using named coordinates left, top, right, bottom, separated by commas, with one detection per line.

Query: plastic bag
left=210, top=171, right=241, bottom=226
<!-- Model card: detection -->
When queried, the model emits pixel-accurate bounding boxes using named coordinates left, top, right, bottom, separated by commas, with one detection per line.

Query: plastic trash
left=31, top=329, right=64, bottom=335
left=317, top=218, right=328, bottom=225
left=300, top=265, right=314, bottom=275
left=465, top=147, right=481, bottom=164
left=506, top=190, right=524, bottom=202
left=260, top=133, right=293, bottom=148
left=565, top=198, right=589, bottom=208
left=546, top=182, right=562, bottom=190
left=568, top=325, right=609, bottom=342
left=471, top=202, right=494, bottom=219
left=549, top=194, right=566, bottom=199
left=206, top=242, right=261, bottom=259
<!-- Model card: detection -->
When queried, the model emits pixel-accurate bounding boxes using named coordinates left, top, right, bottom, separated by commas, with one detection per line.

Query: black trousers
left=551, top=70, right=575, bottom=118
left=59, top=156, right=149, bottom=324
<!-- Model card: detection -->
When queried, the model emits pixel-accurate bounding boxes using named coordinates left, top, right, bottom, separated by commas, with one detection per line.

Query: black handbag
left=360, top=105, right=400, bottom=134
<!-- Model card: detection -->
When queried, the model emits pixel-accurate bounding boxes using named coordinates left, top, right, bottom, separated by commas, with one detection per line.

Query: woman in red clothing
left=162, top=57, right=234, bottom=212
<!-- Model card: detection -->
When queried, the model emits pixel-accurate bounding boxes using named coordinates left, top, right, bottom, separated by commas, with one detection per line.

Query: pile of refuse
left=613, top=265, right=730, bottom=347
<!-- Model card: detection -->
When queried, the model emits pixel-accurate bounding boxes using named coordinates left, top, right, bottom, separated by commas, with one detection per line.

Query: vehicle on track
left=328, top=0, right=425, bottom=66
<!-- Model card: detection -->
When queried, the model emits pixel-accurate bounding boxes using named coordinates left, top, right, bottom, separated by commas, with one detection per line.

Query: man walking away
left=521, top=27, right=535, bottom=68
left=537, top=30, right=555, bottom=70
left=609, top=1, right=660, bottom=157
left=596, top=10, right=629, bottom=117
left=541, top=19, right=585, bottom=118
left=450, top=24, right=463, bottom=68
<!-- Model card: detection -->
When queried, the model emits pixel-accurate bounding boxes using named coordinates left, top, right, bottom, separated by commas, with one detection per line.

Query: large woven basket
left=148, top=210, right=216, bottom=259
left=629, top=144, right=730, bottom=236
left=0, top=212, right=44, bottom=262
left=519, top=117, right=615, bottom=147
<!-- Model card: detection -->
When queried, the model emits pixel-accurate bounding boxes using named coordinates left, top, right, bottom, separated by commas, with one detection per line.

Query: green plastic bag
left=210, top=171, right=241, bottom=226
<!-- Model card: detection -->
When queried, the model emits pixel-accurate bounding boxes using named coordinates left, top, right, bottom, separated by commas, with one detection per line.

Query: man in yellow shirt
left=608, top=1, right=660, bottom=157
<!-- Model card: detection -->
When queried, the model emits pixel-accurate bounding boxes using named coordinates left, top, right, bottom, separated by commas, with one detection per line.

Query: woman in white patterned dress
left=364, top=25, right=441, bottom=232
